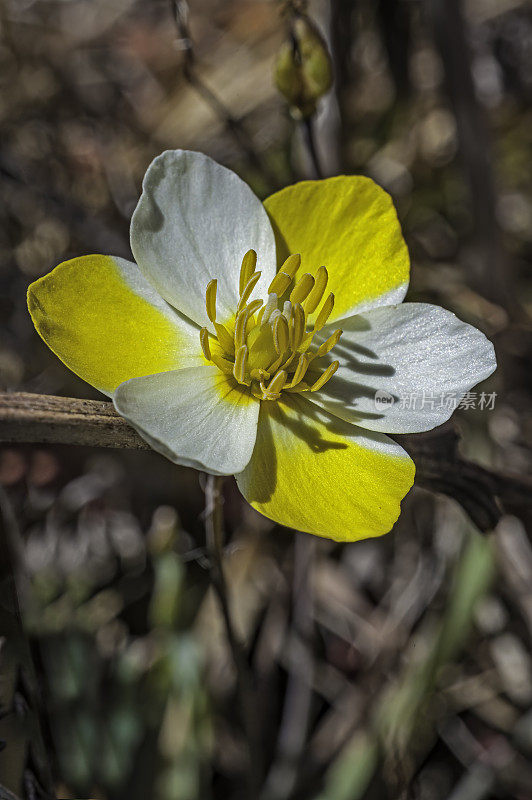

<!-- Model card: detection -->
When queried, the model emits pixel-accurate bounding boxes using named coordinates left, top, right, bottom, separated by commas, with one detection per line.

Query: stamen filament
left=210, top=354, right=234, bottom=374
left=239, top=250, right=257, bottom=295
left=214, top=323, right=235, bottom=355
left=205, top=279, right=217, bottom=324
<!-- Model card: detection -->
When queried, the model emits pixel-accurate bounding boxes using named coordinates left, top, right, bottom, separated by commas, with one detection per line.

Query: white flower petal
left=307, top=303, right=497, bottom=433
left=130, top=150, right=277, bottom=329
left=114, top=366, right=260, bottom=475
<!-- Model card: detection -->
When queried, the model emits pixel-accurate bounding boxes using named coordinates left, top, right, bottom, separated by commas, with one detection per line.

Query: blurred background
left=1, top=0, right=532, bottom=798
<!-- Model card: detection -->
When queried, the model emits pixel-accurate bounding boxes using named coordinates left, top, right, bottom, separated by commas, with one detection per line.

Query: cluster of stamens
left=199, top=250, right=342, bottom=401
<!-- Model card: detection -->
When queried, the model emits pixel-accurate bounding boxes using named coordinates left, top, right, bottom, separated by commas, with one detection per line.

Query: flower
left=27, top=150, right=496, bottom=542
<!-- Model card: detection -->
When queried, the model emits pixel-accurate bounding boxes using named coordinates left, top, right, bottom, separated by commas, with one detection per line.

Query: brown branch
left=1, top=392, right=532, bottom=533
left=0, top=392, right=148, bottom=451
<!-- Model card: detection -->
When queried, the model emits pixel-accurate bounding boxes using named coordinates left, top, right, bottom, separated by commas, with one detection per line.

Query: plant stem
left=203, top=474, right=262, bottom=793
left=302, top=116, right=323, bottom=178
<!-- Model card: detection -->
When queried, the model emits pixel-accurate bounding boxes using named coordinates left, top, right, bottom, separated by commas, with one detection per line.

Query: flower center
left=199, top=250, right=342, bottom=401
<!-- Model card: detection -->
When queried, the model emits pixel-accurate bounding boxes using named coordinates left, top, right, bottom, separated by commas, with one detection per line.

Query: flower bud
left=274, top=16, right=333, bottom=119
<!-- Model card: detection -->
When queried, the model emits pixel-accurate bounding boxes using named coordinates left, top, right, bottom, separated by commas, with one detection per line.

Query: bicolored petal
left=308, top=303, right=497, bottom=434
left=27, top=255, right=203, bottom=397
left=236, top=395, right=415, bottom=542
left=114, top=366, right=259, bottom=475
left=263, top=175, right=409, bottom=323
left=130, top=150, right=278, bottom=329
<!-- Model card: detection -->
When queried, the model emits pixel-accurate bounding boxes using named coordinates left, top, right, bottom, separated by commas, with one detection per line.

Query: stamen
left=237, top=271, right=261, bottom=312
left=239, top=250, right=257, bottom=295
left=200, top=327, right=211, bottom=360
left=315, top=329, right=343, bottom=357
left=250, top=368, right=270, bottom=381
left=289, top=353, right=311, bottom=387
left=309, top=360, right=339, bottom=391
left=210, top=354, right=234, bottom=374
left=233, top=345, right=249, bottom=384
left=214, top=323, right=235, bottom=355
left=234, top=308, right=249, bottom=349
left=246, top=299, right=263, bottom=318
left=281, top=253, right=301, bottom=278
left=273, top=314, right=289, bottom=354
left=261, top=293, right=278, bottom=325
left=290, top=273, right=315, bottom=304
left=264, top=369, right=288, bottom=398
left=290, top=303, right=306, bottom=350
left=282, top=300, right=293, bottom=320
left=304, top=266, right=328, bottom=314
left=268, top=271, right=292, bottom=296
left=314, top=293, right=335, bottom=331
left=205, top=279, right=217, bottom=324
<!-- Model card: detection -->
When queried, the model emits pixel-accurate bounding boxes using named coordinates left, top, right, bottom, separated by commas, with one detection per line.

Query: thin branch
left=302, top=116, right=323, bottom=178
left=0, top=392, right=149, bottom=451
left=169, top=0, right=278, bottom=190
left=261, top=534, right=315, bottom=800
left=203, top=475, right=263, bottom=793
left=2, top=392, right=532, bottom=532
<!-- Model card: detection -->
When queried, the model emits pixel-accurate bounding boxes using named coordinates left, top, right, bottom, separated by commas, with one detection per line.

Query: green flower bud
left=274, top=15, right=333, bottom=119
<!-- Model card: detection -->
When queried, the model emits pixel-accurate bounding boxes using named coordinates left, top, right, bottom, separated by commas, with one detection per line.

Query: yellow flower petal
left=28, top=255, right=203, bottom=396
left=236, top=394, right=415, bottom=541
left=264, top=176, right=410, bottom=323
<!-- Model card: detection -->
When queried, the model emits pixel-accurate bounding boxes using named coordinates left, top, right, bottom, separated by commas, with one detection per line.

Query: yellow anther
left=282, top=301, right=293, bottom=320
left=234, top=308, right=250, bottom=349
left=290, top=303, right=306, bottom=350
left=214, top=323, right=235, bottom=355
left=273, top=314, right=289, bottom=354
left=305, top=266, right=328, bottom=314
left=205, top=279, right=217, bottom=324
left=237, top=271, right=261, bottom=312
left=233, top=345, right=249, bottom=384
left=281, top=253, right=301, bottom=278
left=261, top=293, right=278, bottom=325
left=268, top=271, right=292, bottom=296
left=239, top=249, right=257, bottom=295
left=265, top=369, right=288, bottom=397
left=309, top=360, right=339, bottom=392
left=314, top=293, right=335, bottom=331
left=315, top=329, right=342, bottom=358
left=290, top=353, right=311, bottom=387
left=210, top=354, right=234, bottom=374
left=246, top=299, right=263, bottom=318
left=200, top=327, right=211, bottom=360
left=290, top=273, right=315, bottom=304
